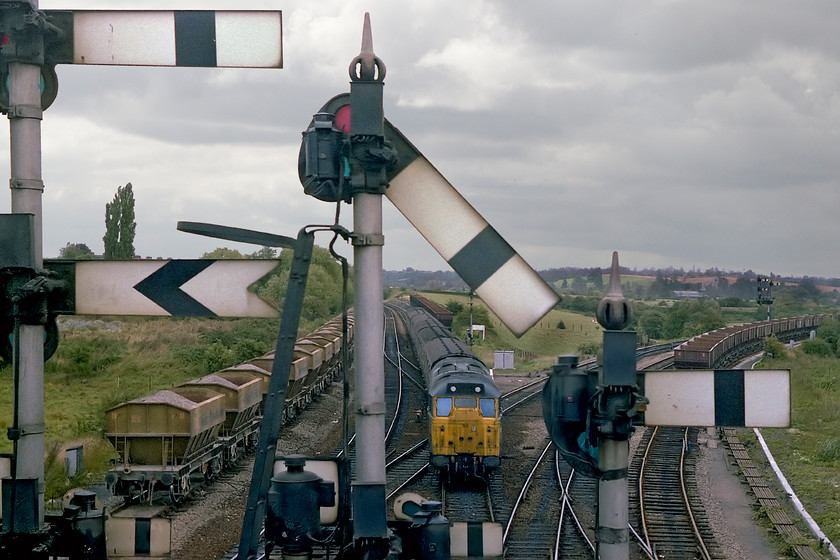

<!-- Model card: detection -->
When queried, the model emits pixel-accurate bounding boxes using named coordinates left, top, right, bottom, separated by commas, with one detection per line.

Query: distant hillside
left=385, top=266, right=840, bottom=304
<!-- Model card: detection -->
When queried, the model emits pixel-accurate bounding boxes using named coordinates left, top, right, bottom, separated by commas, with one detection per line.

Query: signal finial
left=596, top=251, right=632, bottom=330
left=349, top=12, right=386, bottom=82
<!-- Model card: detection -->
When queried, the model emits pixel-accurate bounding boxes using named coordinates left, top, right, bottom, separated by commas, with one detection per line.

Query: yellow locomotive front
left=429, top=381, right=501, bottom=478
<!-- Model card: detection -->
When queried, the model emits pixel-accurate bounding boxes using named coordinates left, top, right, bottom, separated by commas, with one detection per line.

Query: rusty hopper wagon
left=104, top=313, right=356, bottom=504
left=105, top=386, right=226, bottom=502
left=179, top=371, right=263, bottom=466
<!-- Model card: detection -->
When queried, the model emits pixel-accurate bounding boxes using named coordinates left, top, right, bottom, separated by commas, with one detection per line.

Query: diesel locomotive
left=393, top=299, right=501, bottom=479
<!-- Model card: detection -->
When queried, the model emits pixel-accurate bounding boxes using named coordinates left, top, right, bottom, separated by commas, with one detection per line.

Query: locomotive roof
left=427, top=363, right=500, bottom=398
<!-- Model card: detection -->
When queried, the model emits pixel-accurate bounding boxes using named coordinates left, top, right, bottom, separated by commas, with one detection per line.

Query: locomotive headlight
left=474, top=386, right=481, bottom=393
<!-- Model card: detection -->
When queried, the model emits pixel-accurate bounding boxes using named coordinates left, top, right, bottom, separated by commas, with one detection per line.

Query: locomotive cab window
left=454, top=397, right=476, bottom=408
left=479, top=398, right=496, bottom=418
left=436, top=397, right=452, bottom=417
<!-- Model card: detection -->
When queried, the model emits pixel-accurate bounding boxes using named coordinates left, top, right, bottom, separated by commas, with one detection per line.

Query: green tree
left=258, top=245, right=351, bottom=325
left=103, top=183, right=136, bottom=259
left=202, top=247, right=245, bottom=259
left=58, top=242, right=95, bottom=259
left=662, top=300, right=724, bottom=339
left=452, top=304, right=494, bottom=340
left=638, top=310, right=666, bottom=339
left=445, top=300, right=464, bottom=315
left=247, top=246, right=277, bottom=260
left=763, top=336, right=788, bottom=359
left=817, top=319, right=840, bottom=349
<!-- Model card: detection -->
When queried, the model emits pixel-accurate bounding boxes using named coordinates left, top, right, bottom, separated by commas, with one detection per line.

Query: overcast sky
left=3, top=1, right=839, bottom=279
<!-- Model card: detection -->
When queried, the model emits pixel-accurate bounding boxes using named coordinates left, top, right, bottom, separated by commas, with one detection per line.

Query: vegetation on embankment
left=756, top=321, right=840, bottom=547
left=0, top=244, right=351, bottom=502
left=0, top=317, right=282, bottom=501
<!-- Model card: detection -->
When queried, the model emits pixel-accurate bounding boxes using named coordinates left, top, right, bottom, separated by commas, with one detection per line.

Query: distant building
left=673, top=290, right=704, bottom=299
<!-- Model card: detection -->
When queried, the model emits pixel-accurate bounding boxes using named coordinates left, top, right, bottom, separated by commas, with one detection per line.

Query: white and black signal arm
left=0, top=5, right=282, bottom=111
left=301, top=94, right=561, bottom=337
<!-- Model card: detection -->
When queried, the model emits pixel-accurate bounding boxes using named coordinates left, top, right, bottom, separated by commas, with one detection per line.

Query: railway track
left=632, top=426, right=724, bottom=559
left=218, top=318, right=762, bottom=560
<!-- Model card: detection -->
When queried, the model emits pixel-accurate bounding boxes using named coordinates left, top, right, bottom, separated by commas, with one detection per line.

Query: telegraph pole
left=348, top=14, right=391, bottom=557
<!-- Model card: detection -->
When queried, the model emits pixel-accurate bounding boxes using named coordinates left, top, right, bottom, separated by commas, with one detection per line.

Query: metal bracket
left=7, top=423, right=45, bottom=440
left=9, top=178, right=44, bottom=191
left=6, top=103, right=43, bottom=120
left=357, top=401, right=386, bottom=415
left=351, top=233, right=385, bottom=247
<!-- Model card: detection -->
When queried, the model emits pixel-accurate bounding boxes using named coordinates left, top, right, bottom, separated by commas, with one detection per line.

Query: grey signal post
left=347, top=14, right=391, bottom=555
left=593, top=252, right=642, bottom=560
left=587, top=254, right=790, bottom=560
left=4, top=0, right=48, bottom=532
left=0, top=4, right=282, bottom=547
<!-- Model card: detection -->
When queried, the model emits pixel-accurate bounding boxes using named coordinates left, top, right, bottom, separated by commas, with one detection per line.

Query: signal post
left=592, top=252, right=642, bottom=560
left=0, top=4, right=283, bottom=556
left=347, top=14, right=391, bottom=556
left=543, top=252, right=791, bottom=560
left=3, top=0, right=49, bottom=539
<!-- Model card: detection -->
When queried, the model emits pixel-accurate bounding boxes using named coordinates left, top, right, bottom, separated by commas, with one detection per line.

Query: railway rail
left=632, top=426, right=724, bottom=559
left=218, top=311, right=810, bottom=560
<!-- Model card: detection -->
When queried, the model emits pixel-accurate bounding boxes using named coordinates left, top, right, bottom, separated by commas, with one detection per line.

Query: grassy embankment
left=408, top=291, right=601, bottom=373
left=0, top=316, right=281, bottom=502
left=754, top=350, right=840, bottom=548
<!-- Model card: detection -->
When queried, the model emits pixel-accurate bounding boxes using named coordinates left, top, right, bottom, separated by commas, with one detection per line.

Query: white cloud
left=0, top=0, right=838, bottom=279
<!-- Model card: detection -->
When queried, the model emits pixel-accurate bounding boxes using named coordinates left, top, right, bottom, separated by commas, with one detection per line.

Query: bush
left=577, top=341, right=601, bottom=356
left=763, top=336, right=788, bottom=359
left=556, top=320, right=566, bottom=330
left=801, top=338, right=834, bottom=357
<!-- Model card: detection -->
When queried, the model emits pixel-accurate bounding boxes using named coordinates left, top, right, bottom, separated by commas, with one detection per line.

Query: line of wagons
left=104, top=314, right=353, bottom=504
left=673, top=314, right=837, bottom=369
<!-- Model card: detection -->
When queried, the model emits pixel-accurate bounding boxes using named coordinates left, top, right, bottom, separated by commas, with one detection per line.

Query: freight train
left=391, top=299, right=501, bottom=480
left=409, top=293, right=453, bottom=328
left=673, top=314, right=835, bottom=369
left=104, top=314, right=353, bottom=503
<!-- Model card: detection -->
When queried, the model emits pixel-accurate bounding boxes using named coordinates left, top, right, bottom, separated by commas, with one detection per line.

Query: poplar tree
left=103, top=182, right=136, bottom=259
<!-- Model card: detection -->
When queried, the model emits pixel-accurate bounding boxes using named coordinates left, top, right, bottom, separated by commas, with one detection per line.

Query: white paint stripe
left=473, top=254, right=560, bottom=337
left=76, top=261, right=169, bottom=315
left=180, top=260, right=279, bottom=318
left=644, top=371, right=715, bottom=426
left=72, top=11, right=282, bottom=68
left=215, top=12, right=283, bottom=68
left=386, top=156, right=487, bottom=261
left=755, top=428, right=840, bottom=557
left=744, top=370, right=790, bottom=427
left=74, top=11, right=177, bottom=66
left=643, top=370, right=790, bottom=427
